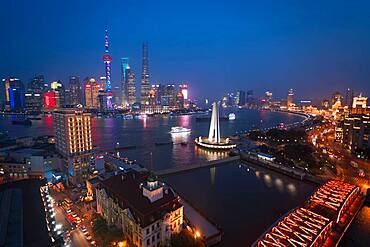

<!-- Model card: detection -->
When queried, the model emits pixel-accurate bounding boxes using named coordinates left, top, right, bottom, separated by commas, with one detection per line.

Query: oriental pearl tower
left=103, top=27, right=113, bottom=109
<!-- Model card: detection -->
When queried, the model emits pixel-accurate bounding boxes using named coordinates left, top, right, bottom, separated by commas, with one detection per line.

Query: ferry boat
left=228, top=113, right=236, bottom=120
left=169, top=127, right=191, bottom=134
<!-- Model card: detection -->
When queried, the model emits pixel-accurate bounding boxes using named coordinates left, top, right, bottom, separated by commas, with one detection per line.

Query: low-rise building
left=96, top=171, right=183, bottom=247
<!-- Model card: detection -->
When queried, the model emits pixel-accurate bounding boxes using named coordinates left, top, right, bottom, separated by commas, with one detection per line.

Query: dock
left=179, top=197, right=223, bottom=246
left=155, top=156, right=240, bottom=176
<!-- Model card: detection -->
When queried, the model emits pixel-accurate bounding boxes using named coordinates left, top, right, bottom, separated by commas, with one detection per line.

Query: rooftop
left=0, top=179, right=52, bottom=247
left=100, top=171, right=182, bottom=227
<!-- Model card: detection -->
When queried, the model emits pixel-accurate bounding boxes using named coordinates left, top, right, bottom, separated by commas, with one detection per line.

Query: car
left=80, top=226, right=87, bottom=233
left=72, top=213, right=78, bottom=218
left=359, top=169, right=366, bottom=178
left=75, top=217, right=81, bottom=224
left=85, top=234, right=92, bottom=241
left=66, top=209, right=72, bottom=214
left=90, top=240, right=97, bottom=246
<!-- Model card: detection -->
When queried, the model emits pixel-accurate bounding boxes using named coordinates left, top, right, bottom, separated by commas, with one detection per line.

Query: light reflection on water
left=0, top=109, right=305, bottom=170
left=237, top=163, right=298, bottom=196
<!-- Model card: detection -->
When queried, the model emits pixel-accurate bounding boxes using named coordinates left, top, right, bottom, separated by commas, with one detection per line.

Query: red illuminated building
left=44, top=91, right=56, bottom=109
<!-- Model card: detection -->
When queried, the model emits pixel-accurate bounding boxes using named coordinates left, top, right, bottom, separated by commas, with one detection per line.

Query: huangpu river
left=0, top=109, right=304, bottom=170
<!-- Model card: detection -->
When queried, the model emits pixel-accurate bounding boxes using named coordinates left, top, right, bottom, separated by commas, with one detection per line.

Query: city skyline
left=2, top=1, right=370, bottom=101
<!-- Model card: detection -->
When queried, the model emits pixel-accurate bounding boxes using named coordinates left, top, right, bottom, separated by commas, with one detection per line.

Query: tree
left=171, top=229, right=205, bottom=247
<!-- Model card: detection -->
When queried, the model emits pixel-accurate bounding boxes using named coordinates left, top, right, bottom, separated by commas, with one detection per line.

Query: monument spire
left=208, top=102, right=221, bottom=143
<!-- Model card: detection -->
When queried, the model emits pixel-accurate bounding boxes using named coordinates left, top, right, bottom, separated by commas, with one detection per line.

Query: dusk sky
left=2, top=0, right=370, bottom=102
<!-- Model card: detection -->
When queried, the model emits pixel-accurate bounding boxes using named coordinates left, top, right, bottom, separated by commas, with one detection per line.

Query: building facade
left=53, top=109, right=93, bottom=184
left=96, top=172, right=183, bottom=247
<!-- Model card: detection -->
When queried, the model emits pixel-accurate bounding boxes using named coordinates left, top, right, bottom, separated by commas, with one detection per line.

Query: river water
left=0, top=109, right=303, bottom=170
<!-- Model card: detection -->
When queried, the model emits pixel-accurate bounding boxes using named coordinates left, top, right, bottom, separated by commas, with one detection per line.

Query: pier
left=155, top=155, right=240, bottom=176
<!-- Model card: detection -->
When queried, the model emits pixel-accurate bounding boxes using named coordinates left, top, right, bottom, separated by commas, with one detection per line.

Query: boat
left=228, top=113, right=236, bottom=120
left=123, top=114, right=133, bottom=120
left=11, top=119, right=32, bottom=126
left=169, top=127, right=191, bottom=134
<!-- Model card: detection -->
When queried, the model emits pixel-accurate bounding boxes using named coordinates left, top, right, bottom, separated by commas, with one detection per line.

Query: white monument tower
left=208, top=102, right=221, bottom=143
left=195, top=101, right=236, bottom=150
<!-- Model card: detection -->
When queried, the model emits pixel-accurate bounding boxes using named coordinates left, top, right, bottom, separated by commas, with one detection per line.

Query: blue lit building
left=2, top=77, right=24, bottom=111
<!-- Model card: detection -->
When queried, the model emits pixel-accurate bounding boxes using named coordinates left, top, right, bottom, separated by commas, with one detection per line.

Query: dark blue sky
left=1, top=0, right=370, bottom=102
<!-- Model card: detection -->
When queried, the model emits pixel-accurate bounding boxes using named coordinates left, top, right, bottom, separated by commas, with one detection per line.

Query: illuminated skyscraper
left=53, top=109, right=93, bottom=184
left=126, top=66, right=136, bottom=105
left=351, top=94, right=368, bottom=114
left=1, top=77, right=24, bottom=110
left=84, top=78, right=102, bottom=108
left=50, top=80, right=65, bottom=108
left=140, top=42, right=150, bottom=105
left=121, top=57, right=129, bottom=106
left=102, top=27, right=113, bottom=109
left=179, top=83, right=189, bottom=109
left=287, top=89, right=294, bottom=107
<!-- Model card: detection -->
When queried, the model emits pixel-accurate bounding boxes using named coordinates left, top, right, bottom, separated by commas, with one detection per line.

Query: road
left=308, top=122, right=370, bottom=192
left=50, top=188, right=95, bottom=247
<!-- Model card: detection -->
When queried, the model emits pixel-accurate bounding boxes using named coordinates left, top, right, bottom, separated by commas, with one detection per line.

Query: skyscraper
left=84, top=77, right=102, bottom=109
left=121, top=57, right=129, bottom=106
left=127, top=65, right=136, bottom=106
left=25, top=75, right=46, bottom=112
left=140, top=42, right=150, bottom=105
left=1, top=77, right=24, bottom=110
left=50, top=81, right=65, bottom=108
left=53, top=109, right=93, bottom=184
left=287, top=88, right=294, bottom=107
left=69, top=76, right=82, bottom=106
left=345, top=88, right=354, bottom=107
left=102, top=27, right=113, bottom=109
left=236, top=90, right=246, bottom=106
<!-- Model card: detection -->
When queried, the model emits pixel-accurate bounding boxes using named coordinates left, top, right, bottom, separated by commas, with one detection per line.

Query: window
left=157, top=233, right=159, bottom=239
left=146, top=228, right=149, bottom=235
left=152, top=235, right=155, bottom=242
left=147, top=239, right=150, bottom=245
left=152, top=225, right=154, bottom=231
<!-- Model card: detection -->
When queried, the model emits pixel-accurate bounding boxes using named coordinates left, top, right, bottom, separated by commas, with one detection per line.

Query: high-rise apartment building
left=140, top=42, right=150, bottom=105
left=53, top=109, right=93, bottom=184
